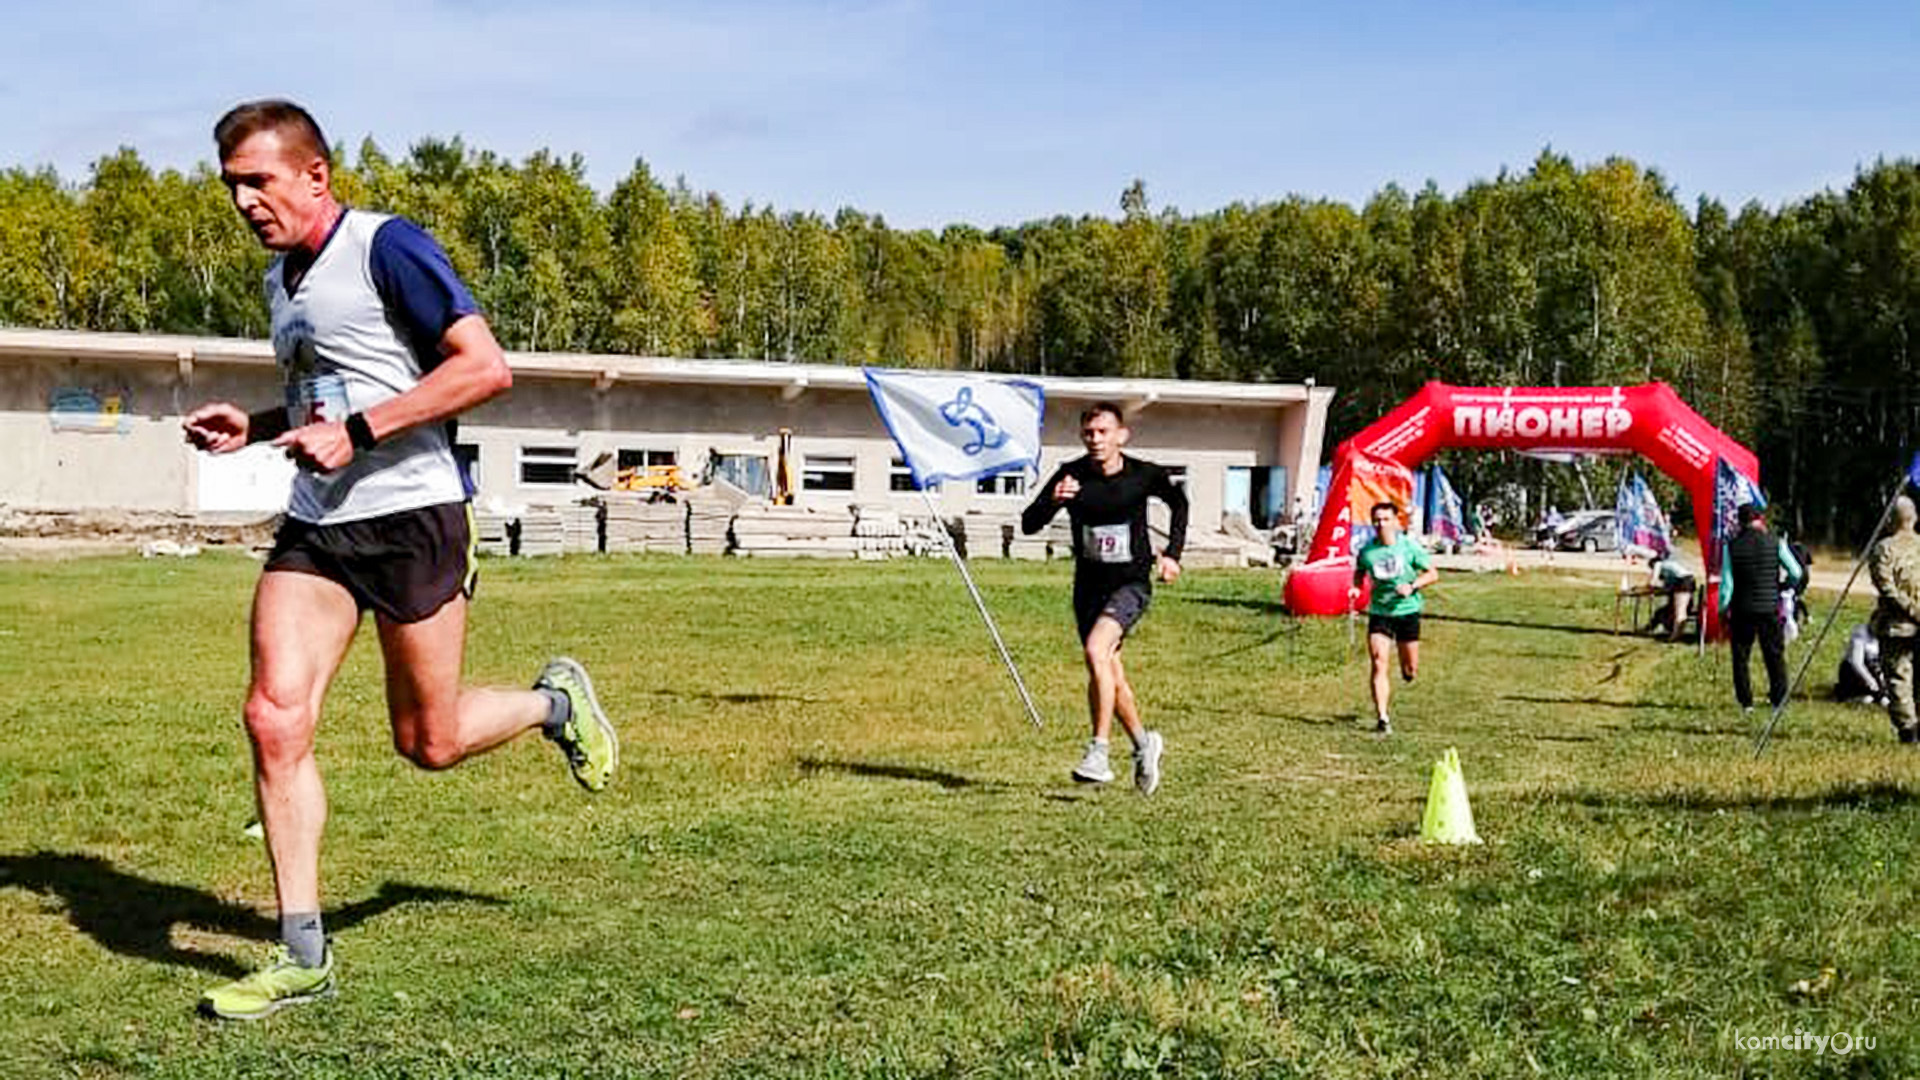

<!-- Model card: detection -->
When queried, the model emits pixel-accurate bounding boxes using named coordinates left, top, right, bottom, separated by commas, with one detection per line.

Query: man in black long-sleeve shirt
left=1022, top=401, right=1188, bottom=794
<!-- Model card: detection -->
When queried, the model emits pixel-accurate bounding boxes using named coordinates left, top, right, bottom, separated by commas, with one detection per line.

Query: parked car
left=1553, top=510, right=1617, bottom=552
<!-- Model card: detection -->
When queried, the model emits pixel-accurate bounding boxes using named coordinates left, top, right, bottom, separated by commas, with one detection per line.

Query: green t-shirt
left=1357, top=535, right=1433, bottom=617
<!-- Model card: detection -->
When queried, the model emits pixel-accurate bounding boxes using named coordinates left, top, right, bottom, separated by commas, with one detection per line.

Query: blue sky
left=1, top=0, right=1914, bottom=229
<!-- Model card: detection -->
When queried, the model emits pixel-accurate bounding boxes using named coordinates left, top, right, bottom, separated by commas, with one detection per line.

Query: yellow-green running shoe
left=536, top=656, right=618, bottom=792
left=198, top=945, right=334, bottom=1021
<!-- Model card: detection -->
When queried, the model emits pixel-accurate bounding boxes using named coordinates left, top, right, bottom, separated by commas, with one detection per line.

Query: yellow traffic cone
left=1420, top=747, right=1482, bottom=845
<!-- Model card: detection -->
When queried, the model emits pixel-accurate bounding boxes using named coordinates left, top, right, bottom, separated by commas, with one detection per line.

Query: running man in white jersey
left=182, top=100, right=618, bottom=1020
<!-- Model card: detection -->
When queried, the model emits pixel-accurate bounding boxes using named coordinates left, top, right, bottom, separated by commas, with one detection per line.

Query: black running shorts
left=1367, top=612, right=1422, bottom=642
left=1075, top=580, right=1152, bottom=642
left=265, top=502, right=477, bottom=624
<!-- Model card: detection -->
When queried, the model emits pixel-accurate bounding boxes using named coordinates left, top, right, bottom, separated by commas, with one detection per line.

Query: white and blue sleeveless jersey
left=267, top=209, right=479, bottom=524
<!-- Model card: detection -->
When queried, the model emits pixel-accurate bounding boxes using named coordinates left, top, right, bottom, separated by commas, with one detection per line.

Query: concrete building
left=0, top=328, right=1333, bottom=535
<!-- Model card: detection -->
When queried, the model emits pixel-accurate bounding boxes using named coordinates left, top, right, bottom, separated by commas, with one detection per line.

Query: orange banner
left=1345, top=452, right=1415, bottom=543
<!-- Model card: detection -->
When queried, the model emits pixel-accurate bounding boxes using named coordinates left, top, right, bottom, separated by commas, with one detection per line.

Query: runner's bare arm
left=355, top=315, right=512, bottom=441
left=184, top=403, right=287, bottom=453
left=273, top=315, right=511, bottom=470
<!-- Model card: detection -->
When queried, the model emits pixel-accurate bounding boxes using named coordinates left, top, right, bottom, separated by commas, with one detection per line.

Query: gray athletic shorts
left=1075, top=581, right=1152, bottom=642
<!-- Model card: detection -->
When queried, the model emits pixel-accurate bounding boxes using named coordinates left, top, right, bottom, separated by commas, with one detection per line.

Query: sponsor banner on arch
left=1443, top=387, right=1634, bottom=448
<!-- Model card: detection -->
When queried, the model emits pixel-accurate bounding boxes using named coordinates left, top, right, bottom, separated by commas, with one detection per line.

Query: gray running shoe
left=1134, top=730, right=1164, bottom=796
left=1373, top=716, right=1394, bottom=737
left=1071, top=740, right=1114, bottom=784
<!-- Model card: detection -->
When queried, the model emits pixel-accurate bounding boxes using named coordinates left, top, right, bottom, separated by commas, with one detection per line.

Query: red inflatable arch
left=1288, top=382, right=1760, bottom=638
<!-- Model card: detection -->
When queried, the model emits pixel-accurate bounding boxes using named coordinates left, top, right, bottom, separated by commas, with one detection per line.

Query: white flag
left=864, top=368, right=1045, bottom=489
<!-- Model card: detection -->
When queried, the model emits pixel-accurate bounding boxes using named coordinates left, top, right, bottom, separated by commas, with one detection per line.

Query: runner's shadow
left=1551, top=781, right=1920, bottom=813
left=1286, top=712, right=1353, bottom=728
left=648, top=689, right=827, bottom=705
left=796, top=757, right=1002, bottom=791
left=1207, top=624, right=1308, bottom=661
left=1502, top=694, right=1706, bottom=713
left=1182, top=595, right=1289, bottom=617
left=0, top=851, right=504, bottom=978
left=1178, top=702, right=1344, bottom=727
left=1425, top=613, right=1618, bottom=638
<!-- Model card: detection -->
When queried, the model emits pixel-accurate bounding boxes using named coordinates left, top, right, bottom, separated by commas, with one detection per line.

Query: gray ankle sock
left=539, top=688, right=571, bottom=739
left=281, top=912, right=326, bottom=968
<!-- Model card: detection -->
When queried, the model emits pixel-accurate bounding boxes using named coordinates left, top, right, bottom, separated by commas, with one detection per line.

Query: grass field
left=1, top=552, right=1916, bottom=1078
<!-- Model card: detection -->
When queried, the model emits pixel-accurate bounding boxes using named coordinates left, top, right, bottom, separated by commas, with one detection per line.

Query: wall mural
left=49, top=386, right=133, bottom=435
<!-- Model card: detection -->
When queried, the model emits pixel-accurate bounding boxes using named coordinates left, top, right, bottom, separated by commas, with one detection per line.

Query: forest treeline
left=3, top=138, right=1918, bottom=543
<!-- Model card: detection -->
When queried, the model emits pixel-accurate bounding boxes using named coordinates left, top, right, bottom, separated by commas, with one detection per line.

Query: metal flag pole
left=1697, top=569, right=1708, bottom=658
left=1754, top=482, right=1905, bottom=758
left=920, top=487, right=1045, bottom=729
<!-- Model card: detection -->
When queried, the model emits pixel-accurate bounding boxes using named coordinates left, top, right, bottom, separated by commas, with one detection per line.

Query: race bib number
left=1370, top=552, right=1405, bottom=581
left=1084, top=523, right=1132, bottom=564
left=289, top=373, right=350, bottom=427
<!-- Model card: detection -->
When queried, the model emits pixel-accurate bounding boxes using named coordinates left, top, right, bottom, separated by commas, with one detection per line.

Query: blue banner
left=1711, top=457, right=1766, bottom=564
left=1426, top=464, right=1467, bottom=544
left=1614, top=471, right=1672, bottom=557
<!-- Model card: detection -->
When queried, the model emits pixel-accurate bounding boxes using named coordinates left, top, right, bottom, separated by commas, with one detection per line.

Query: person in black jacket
left=1022, top=402, right=1188, bottom=794
left=1718, top=502, right=1806, bottom=713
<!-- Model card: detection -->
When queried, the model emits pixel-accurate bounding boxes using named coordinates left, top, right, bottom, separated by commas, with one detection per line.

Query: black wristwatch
left=345, top=412, right=378, bottom=451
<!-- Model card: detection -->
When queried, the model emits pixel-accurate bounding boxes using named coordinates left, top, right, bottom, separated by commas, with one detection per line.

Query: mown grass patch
left=0, top=554, right=1913, bottom=1077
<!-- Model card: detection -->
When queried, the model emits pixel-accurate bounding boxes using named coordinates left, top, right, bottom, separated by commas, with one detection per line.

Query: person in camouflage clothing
left=1868, top=495, right=1920, bottom=743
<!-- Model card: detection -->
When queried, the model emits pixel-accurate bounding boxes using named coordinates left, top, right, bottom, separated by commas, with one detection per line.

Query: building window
left=976, top=472, right=1028, bottom=497
left=454, top=443, right=480, bottom=487
left=803, top=455, right=857, bottom=492
left=618, top=448, right=678, bottom=470
left=710, top=453, right=770, bottom=496
left=890, top=458, right=939, bottom=493
left=519, top=445, right=577, bottom=486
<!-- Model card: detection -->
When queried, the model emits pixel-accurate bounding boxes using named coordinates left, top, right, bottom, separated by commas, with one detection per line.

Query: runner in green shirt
left=1349, top=501, right=1439, bottom=735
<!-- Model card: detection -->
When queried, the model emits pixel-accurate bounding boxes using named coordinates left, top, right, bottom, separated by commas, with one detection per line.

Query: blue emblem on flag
left=939, top=387, right=1009, bottom=455
left=865, top=368, right=1045, bottom=490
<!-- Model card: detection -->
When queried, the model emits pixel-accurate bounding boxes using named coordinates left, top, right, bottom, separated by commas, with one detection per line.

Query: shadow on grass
left=1176, top=701, right=1351, bottom=727
left=0, top=852, right=505, bottom=978
left=1288, top=712, right=1360, bottom=728
left=1181, top=595, right=1290, bottom=617
left=1481, top=646, right=1590, bottom=661
left=1503, top=693, right=1706, bottom=713
left=1207, top=626, right=1312, bottom=661
left=1551, top=780, right=1920, bottom=813
left=1425, top=613, right=1620, bottom=638
left=648, top=689, right=827, bottom=705
left=796, top=757, right=1002, bottom=791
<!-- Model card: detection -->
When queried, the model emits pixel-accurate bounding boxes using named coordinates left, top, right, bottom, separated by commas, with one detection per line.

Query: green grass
left=0, top=553, right=1916, bottom=1078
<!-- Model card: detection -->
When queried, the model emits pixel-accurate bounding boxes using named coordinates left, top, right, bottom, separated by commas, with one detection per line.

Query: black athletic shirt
left=1021, top=455, right=1189, bottom=592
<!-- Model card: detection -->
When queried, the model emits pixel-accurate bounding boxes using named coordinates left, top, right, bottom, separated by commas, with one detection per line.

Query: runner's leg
left=1112, top=651, right=1145, bottom=745
left=247, top=570, right=360, bottom=919
left=1083, top=616, right=1126, bottom=742
left=377, top=593, right=550, bottom=769
left=1368, top=631, right=1394, bottom=720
